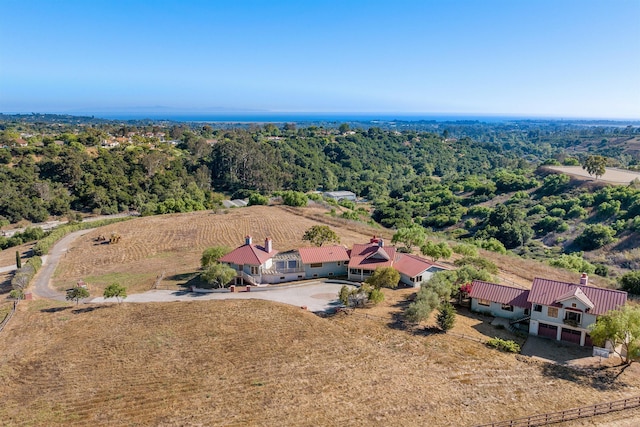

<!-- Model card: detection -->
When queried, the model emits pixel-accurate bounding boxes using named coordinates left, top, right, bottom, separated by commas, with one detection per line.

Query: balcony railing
left=563, top=318, right=581, bottom=328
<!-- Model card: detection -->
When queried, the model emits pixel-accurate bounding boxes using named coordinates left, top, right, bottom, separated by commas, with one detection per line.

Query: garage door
left=538, top=323, right=557, bottom=339
left=561, top=328, right=581, bottom=344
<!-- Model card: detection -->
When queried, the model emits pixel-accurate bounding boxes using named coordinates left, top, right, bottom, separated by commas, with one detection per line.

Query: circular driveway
left=92, top=281, right=353, bottom=312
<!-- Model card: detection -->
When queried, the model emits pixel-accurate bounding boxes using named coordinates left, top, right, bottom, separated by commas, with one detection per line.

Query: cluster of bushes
left=0, top=226, right=48, bottom=250
left=486, top=337, right=521, bottom=353
left=9, top=255, right=42, bottom=299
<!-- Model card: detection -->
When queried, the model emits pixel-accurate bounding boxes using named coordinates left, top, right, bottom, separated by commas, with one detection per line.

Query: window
left=250, top=266, right=259, bottom=275
left=350, top=268, right=361, bottom=275
left=547, top=307, right=558, bottom=318
left=501, top=304, right=514, bottom=312
left=276, top=261, right=286, bottom=270
left=414, top=275, right=423, bottom=283
left=336, top=262, right=341, bottom=266
left=564, top=311, right=581, bottom=324
left=534, top=304, right=542, bottom=312
left=478, top=299, right=490, bottom=307
left=328, top=272, right=334, bottom=276
left=310, top=263, right=322, bottom=268
left=288, top=260, right=297, bottom=269
left=571, top=303, right=576, bottom=308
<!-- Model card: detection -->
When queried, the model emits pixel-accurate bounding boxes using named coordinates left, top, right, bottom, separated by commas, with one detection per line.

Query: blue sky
left=1, top=0, right=639, bottom=118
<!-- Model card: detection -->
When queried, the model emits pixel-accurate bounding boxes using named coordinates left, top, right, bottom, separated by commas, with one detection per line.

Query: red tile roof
left=469, top=280, right=531, bottom=308
left=528, top=278, right=627, bottom=316
left=393, top=253, right=436, bottom=278
left=348, top=243, right=396, bottom=270
left=219, top=243, right=278, bottom=266
left=298, top=245, right=350, bottom=264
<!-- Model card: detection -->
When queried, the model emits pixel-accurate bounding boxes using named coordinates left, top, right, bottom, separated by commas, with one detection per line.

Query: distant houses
left=468, top=274, right=627, bottom=347
left=219, top=235, right=447, bottom=287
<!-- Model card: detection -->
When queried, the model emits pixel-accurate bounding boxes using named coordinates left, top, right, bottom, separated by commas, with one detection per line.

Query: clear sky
left=1, top=0, right=639, bottom=118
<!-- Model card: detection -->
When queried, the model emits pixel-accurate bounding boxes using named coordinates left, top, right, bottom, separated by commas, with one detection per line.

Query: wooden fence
left=0, top=300, right=19, bottom=334
left=475, top=395, right=640, bottom=427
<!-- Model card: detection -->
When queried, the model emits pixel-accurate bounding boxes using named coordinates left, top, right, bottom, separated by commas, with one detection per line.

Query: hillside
left=50, top=205, right=391, bottom=294
left=1, top=298, right=639, bottom=426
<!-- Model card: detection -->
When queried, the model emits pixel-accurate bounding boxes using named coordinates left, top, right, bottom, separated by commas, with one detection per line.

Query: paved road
left=92, top=282, right=350, bottom=312
left=32, top=230, right=92, bottom=301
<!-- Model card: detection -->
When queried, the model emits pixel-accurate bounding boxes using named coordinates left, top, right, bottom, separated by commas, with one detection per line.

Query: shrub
left=548, top=208, right=566, bottom=218
left=486, top=337, right=521, bottom=353
left=528, top=205, right=547, bottom=216
left=620, top=271, right=640, bottom=295
left=338, top=199, right=356, bottom=210
left=452, top=243, right=478, bottom=257
left=248, top=193, right=269, bottom=206
left=548, top=253, right=596, bottom=274
left=575, top=224, right=616, bottom=250
left=436, top=302, right=456, bottom=332
left=474, top=238, right=507, bottom=254
left=281, top=191, right=308, bottom=207
left=454, top=256, right=498, bottom=274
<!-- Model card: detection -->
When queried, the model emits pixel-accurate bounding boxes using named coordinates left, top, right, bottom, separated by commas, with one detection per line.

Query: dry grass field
left=51, top=205, right=391, bottom=295
left=1, top=206, right=640, bottom=426
left=0, top=297, right=639, bottom=426
left=47, top=204, right=610, bottom=297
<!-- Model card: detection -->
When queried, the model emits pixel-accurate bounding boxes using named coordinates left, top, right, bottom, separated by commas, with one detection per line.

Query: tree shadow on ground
left=386, top=291, right=414, bottom=331
left=72, top=305, right=110, bottom=314
left=40, top=306, right=71, bottom=313
left=539, top=361, right=628, bottom=391
left=166, top=272, right=197, bottom=281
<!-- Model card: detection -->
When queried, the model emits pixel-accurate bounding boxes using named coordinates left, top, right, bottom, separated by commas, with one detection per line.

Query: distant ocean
left=81, top=112, right=531, bottom=123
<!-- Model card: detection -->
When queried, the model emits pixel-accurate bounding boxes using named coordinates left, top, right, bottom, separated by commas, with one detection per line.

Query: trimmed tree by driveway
left=103, top=282, right=127, bottom=303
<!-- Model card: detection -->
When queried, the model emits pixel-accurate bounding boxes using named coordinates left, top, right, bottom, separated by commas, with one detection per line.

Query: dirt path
left=546, top=166, right=640, bottom=184
left=32, top=230, right=92, bottom=301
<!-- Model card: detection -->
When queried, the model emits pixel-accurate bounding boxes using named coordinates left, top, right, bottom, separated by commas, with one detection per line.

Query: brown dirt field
left=50, top=206, right=389, bottom=295
left=0, top=298, right=638, bottom=426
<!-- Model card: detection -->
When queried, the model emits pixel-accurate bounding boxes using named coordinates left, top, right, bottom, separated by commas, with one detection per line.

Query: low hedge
left=486, top=337, right=521, bottom=353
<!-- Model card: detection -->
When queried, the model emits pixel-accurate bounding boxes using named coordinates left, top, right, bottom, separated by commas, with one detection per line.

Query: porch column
left=580, top=331, right=586, bottom=346
left=556, top=326, right=562, bottom=341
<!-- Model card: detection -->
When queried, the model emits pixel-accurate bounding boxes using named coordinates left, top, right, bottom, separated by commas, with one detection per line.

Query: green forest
left=1, top=114, right=640, bottom=279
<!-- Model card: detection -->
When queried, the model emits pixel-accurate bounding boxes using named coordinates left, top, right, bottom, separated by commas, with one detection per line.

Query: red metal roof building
left=219, top=236, right=278, bottom=266
left=348, top=240, right=396, bottom=270
left=298, top=245, right=350, bottom=264
left=393, top=253, right=441, bottom=279
left=528, top=277, right=627, bottom=316
left=469, top=280, right=531, bottom=308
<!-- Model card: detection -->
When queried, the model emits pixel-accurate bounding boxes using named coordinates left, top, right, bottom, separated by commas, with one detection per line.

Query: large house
left=469, top=274, right=628, bottom=347
left=220, top=235, right=446, bottom=287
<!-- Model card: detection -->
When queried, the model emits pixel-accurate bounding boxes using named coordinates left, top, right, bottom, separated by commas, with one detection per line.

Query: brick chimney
left=265, top=237, right=273, bottom=253
left=245, top=235, right=252, bottom=245
left=580, top=273, right=588, bottom=286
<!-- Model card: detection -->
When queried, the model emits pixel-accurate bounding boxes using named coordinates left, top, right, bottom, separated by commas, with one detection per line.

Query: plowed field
left=51, top=206, right=390, bottom=294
